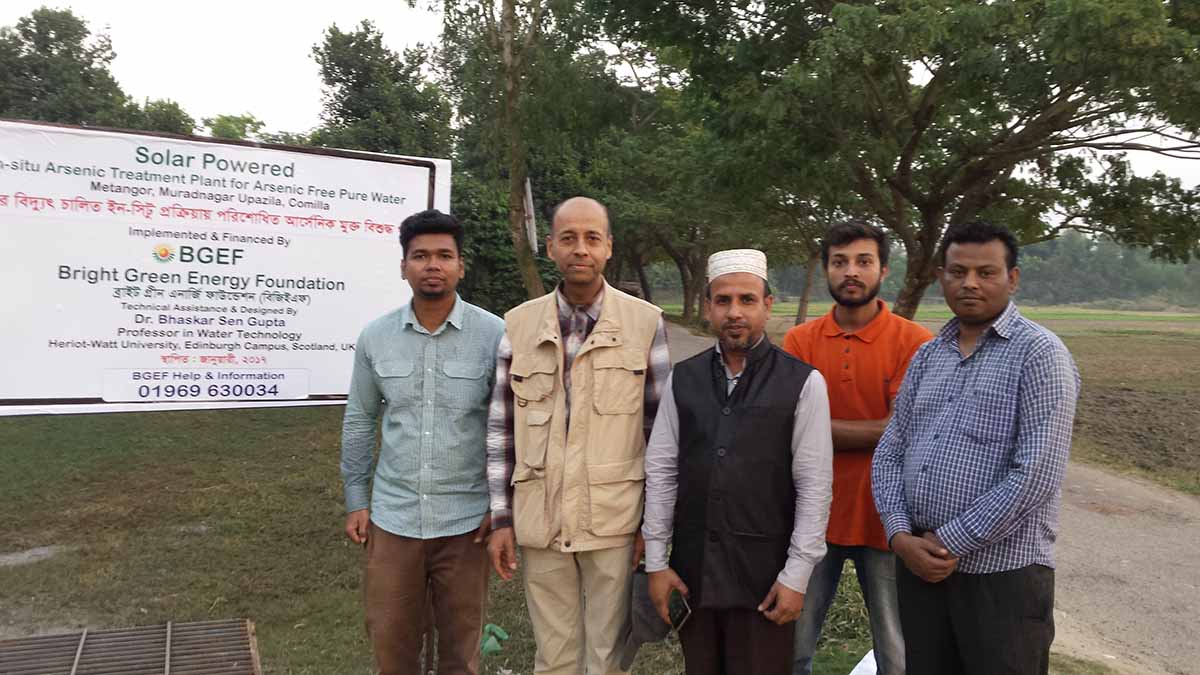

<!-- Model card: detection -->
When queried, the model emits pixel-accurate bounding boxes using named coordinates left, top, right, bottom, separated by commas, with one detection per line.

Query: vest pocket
left=513, top=477, right=553, bottom=549
left=586, top=458, right=646, bottom=536
left=515, top=408, right=551, bottom=472
left=591, top=348, right=647, bottom=415
left=510, top=353, right=557, bottom=405
left=512, top=409, right=553, bottom=548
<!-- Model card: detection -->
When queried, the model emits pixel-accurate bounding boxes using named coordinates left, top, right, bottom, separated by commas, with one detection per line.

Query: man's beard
left=415, top=285, right=452, bottom=300
left=718, top=323, right=756, bottom=353
left=829, top=278, right=881, bottom=308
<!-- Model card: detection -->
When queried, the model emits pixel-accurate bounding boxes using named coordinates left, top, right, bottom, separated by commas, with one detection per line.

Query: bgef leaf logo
left=152, top=244, right=176, bottom=263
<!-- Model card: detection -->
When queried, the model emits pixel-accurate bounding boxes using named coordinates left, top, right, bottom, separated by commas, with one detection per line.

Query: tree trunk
left=501, top=0, right=544, bottom=300
left=659, top=241, right=694, bottom=320
left=689, top=257, right=707, bottom=326
left=609, top=248, right=627, bottom=287
left=634, top=252, right=653, bottom=304
left=892, top=213, right=945, bottom=319
left=679, top=264, right=696, bottom=321
left=506, top=164, right=545, bottom=298
left=794, top=253, right=821, bottom=325
left=893, top=265, right=937, bottom=319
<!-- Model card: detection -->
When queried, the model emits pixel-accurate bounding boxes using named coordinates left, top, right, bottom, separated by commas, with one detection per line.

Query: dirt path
left=665, top=322, right=1200, bottom=675
left=1054, top=463, right=1200, bottom=675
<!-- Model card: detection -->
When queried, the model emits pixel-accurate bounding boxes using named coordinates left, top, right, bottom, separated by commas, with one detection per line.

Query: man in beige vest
left=486, top=197, right=671, bottom=674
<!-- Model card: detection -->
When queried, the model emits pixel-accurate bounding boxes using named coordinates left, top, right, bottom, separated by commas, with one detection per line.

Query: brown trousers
left=364, top=523, right=490, bottom=675
left=679, top=607, right=794, bottom=675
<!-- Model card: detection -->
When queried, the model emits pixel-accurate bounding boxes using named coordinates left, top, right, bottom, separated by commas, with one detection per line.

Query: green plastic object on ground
left=480, top=623, right=510, bottom=655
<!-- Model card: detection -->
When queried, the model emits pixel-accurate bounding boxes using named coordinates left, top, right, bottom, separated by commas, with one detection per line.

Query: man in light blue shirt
left=341, top=209, right=504, bottom=675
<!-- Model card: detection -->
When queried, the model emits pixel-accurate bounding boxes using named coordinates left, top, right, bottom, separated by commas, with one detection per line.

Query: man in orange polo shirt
left=784, top=221, right=932, bottom=675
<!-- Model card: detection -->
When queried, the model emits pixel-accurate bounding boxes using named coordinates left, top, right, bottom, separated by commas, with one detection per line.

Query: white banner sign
left=0, top=120, right=451, bottom=415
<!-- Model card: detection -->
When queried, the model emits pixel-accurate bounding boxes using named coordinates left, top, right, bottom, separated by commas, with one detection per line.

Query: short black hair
left=399, top=209, right=464, bottom=258
left=705, top=279, right=773, bottom=300
left=938, top=220, right=1019, bottom=269
left=820, top=220, right=889, bottom=268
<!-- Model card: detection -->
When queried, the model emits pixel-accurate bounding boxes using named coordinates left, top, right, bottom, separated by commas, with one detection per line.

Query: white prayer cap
left=707, top=249, right=768, bottom=282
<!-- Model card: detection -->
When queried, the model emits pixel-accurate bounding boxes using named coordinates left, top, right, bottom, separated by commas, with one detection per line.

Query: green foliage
left=128, top=99, right=196, bottom=135
left=259, top=130, right=317, bottom=146
left=0, top=8, right=198, bottom=136
left=454, top=171, right=558, bottom=314
left=0, top=8, right=128, bottom=126
left=203, top=113, right=265, bottom=140
left=0, top=8, right=120, bottom=123
left=439, top=4, right=633, bottom=202
left=600, top=0, right=1200, bottom=315
left=311, top=20, right=452, bottom=158
left=1020, top=232, right=1200, bottom=307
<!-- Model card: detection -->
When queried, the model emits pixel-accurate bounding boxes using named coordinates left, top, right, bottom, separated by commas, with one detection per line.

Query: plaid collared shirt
left=486, top=284, right=671, bottom=529
left=558, top=284, right=603, bottom=415
left=872, top=302, right=1080, bottom=573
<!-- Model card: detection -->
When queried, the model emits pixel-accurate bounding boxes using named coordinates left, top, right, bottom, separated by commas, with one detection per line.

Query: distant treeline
left=649, top=231, right=1200, bottom=310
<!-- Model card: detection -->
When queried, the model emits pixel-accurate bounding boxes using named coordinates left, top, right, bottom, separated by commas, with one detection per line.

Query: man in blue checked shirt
left=340, top=209, right=504, bottom=675
left=872, top=220, right=1080, bottom=675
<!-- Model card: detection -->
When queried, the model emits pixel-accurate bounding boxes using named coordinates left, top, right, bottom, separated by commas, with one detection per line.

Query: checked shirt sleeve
left=642, top=316, right=671, bottom=443
left=340, top=330, right=381, bottom=514
left=871, top=343, right=928, bottom=546
left=486, top=332, right=517, bottom=530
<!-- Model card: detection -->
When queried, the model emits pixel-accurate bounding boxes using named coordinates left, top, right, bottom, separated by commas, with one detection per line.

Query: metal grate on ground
left=0, top=618, right=262, bottom=675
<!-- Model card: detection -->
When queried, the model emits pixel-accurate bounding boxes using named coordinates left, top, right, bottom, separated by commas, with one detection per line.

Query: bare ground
left=1054, top=462, right=1200, bottom=675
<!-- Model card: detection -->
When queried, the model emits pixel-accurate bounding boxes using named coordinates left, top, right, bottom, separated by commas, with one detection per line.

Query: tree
left=0, top=8, right=127, bottom=125
left=454, top=171, right=559, bottom=311
left=310, top=20, right=452, bottom=158
left=434, top=0, right=558, bottom=299
left=602, top=0, right=1200, bottom=317
left=131, top=99, right=195, bottom=135
left=204, top=113, right=265, bottom=141
left=592, top=114, right=792, bottom=321
left=0, top=9, right=198, bottom=135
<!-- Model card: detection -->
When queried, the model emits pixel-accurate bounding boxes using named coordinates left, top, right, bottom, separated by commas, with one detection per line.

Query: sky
left=1, top=0, right=443, bottom=135
left=2, top=1, right=1197, bottom=187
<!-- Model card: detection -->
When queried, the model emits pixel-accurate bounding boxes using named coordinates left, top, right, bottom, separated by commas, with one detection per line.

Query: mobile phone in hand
left=668, top=589, right=691, bottom=632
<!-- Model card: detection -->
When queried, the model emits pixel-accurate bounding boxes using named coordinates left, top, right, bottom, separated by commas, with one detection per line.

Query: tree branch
left=893, top=64, right=947, bottom=210
left=513, top=0, right=548, bottom=75
left=484, top=0, right=499, bottom=52
left=859, top=69, right=903, bottom=146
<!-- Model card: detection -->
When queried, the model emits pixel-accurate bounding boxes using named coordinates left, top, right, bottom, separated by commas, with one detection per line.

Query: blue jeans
left=792, top=543, right=905, bottom=675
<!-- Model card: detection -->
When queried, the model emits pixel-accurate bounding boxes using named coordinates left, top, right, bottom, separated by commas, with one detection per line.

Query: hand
left=632, top=531, right=645, bottom=569
left=473, top=513, right=493, bottom=544
left=892, top=532, right=958, bottom=583
left=922, top=531, right=955, bottom=559
left=487, top=527, right=519, bottom=581
left=647, top=568, right=690, bottom=626
left=758, top=581, right=805, bottom=625
left=344, top=509, right=370, bottom=545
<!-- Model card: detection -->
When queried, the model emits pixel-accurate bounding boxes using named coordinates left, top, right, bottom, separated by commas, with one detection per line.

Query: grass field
left=1, top=305, right=1192, bottom=674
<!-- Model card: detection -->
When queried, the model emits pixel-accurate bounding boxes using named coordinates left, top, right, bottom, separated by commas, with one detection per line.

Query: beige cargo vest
left=505, top=283, right=662, bottom=552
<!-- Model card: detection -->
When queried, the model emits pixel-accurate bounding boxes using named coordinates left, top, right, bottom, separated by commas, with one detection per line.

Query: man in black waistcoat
left=641, top=249, right=833, bottom=674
